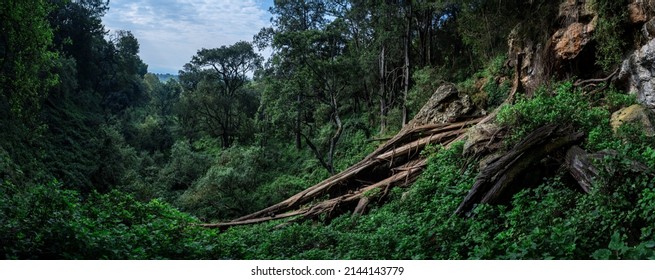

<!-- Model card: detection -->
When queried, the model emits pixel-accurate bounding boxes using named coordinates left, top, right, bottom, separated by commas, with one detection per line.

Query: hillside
left=1, top=0, right=655, bottom=259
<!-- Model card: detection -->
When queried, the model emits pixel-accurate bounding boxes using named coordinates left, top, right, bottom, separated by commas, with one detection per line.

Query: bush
left=0, top=180, right=217, bottom=259
left=497, top=81, right=609, bottom=144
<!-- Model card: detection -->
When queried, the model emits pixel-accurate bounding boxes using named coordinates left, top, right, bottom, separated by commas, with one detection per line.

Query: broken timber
left=199, top=118, right=481, bottom=229
left=455, top=125, right=585, bottom=216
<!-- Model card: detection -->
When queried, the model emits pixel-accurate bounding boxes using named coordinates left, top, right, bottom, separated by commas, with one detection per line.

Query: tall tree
left=179, top=41, right=262, bottom=147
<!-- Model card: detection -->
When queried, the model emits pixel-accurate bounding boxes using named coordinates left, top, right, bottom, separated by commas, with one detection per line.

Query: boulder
left=629, top=0, right=655, bottom=25
left=463, top=123, right=502, bottom=156
left=407, top=83, right=475, bottom=128
left=642, top=18, right=655, bottom=40
left=551, top=21, right=596, bottom=60
left=618, top=38, right=655, bottom=109
left=610, top=104, right=655, bottom=136
left=550, top=0, right=598, bottom=63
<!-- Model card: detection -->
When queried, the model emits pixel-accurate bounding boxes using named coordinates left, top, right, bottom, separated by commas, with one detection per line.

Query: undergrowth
left=3, top=82, right=655, bottom=259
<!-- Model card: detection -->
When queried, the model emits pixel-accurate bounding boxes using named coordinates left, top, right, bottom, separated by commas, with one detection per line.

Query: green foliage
left=593, top=0, right=628, bottom=72
left=497, top=81, right=609, bottom=144
left=459, top=55, right=511, bottom=110
left=178, top=42, right=262, bottom=147
left=0, top=0, right=58, bottom=120
left=457, top=0, right=557, bottom=64
left=158, top=140, right=211, bottom=193
left=407, top=67, right=444, bottom=116
left=0, top=180, right=218, bottom=259
left=3, top=0, right=655, bottom=261
left=177, top=146, right=267, bottom=220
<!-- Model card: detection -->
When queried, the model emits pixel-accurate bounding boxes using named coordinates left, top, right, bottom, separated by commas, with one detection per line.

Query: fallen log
left=200, top=121, right=463, bottom=229
left=226, top=118, right=479, bottom=224
left=455, top=125, right=585, bottom=216
left=565, top=145, right=653, bottom=193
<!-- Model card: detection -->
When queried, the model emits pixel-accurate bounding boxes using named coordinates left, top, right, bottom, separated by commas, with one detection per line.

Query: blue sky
left=103, top=0, right=274, bottom=74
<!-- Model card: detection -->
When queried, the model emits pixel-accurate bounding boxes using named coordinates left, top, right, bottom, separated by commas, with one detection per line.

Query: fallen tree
left=200, top=118, right=479, bottom=229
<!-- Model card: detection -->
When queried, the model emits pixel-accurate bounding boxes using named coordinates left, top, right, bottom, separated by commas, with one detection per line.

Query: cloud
left=103, top=0, right=272, bottom=74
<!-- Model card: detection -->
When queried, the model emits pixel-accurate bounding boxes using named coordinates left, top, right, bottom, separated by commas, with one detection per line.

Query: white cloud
left=103, top=0, right=271, bottom=74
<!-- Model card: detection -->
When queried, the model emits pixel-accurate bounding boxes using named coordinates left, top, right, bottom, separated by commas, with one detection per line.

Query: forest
left=1, top=0, right=655, bottom=259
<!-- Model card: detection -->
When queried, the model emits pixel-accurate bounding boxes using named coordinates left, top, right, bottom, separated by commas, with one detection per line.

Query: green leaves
left=497, top=81, right=610, bottom=145
left=179, top=42, right=262, bottom=147
left=0, top=0, right=57, bottom=121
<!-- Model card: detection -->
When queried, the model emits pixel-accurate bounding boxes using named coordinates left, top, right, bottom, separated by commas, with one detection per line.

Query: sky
left=103, top=0, right=274, bottom=74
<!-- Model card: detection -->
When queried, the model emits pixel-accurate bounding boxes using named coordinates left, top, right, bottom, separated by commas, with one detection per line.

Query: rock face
left=407, top=83, right=474, bottom=128
left=551, top=0, right=597, bottom=61
left=551, top=22, right=596, bottom=60
left=619, top=39, right=655, bottom=109
left=610, top=104, right=655, bottom=135
left=628, top=0, right=655, bottom=25
left=642, top=18, right=655, bottom=40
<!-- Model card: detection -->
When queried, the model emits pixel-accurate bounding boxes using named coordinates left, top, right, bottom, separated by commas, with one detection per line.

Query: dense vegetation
left=1, top=0, right=654, bottom=259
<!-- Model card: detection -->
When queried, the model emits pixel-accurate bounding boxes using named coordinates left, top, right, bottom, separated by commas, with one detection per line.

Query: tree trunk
left=379, top=45, right=387, bottom=134
left=327, top=94, right=343, bottom=175
left=295, top=93, right=302, bottom=150
left=402, top=2, right=412, bottom=126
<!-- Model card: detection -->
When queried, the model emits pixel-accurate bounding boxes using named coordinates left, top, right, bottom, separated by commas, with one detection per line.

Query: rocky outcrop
left=610, top=104, right=655, bottom=135
left=628, top=0, right=655, bottom=25
left=558, top=0, right=596, bottom=24
left=406, top=83, right=475, bottom=128
left=463, top=123, right=502, bottom=157
left=642, top=18, right=655, bottom=40
left=551, top=0, right=597, bottom=61
left=551, top=22, right=596, bottom=60
left=619, top=39, right=655, bottom=109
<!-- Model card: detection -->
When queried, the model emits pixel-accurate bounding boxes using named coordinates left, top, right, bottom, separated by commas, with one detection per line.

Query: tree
left=192, top=41, right=262, bottom=97
left=103, top=30, right=149, bottom=113
left=0, top=0, right=57, bottom=121
left=179, top=41, right=262, bottom=147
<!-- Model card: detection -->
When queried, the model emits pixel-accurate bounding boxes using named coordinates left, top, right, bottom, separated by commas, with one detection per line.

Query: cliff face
left=511, top=0, right=655, bottom=109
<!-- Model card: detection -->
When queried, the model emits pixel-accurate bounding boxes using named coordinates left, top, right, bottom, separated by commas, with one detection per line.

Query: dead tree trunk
left=455, top=125, right=584, bottom=216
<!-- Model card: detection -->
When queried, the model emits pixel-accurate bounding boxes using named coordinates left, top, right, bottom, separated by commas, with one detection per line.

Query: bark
left=455, top=125, right=584, bottom=216
left=296, top=93, right=302, bottom=150
left=401, top=2, right=412, bottom=126
left=379, top=45, right=387, bottom=134
left=327, top=94, right=343, bottom=175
